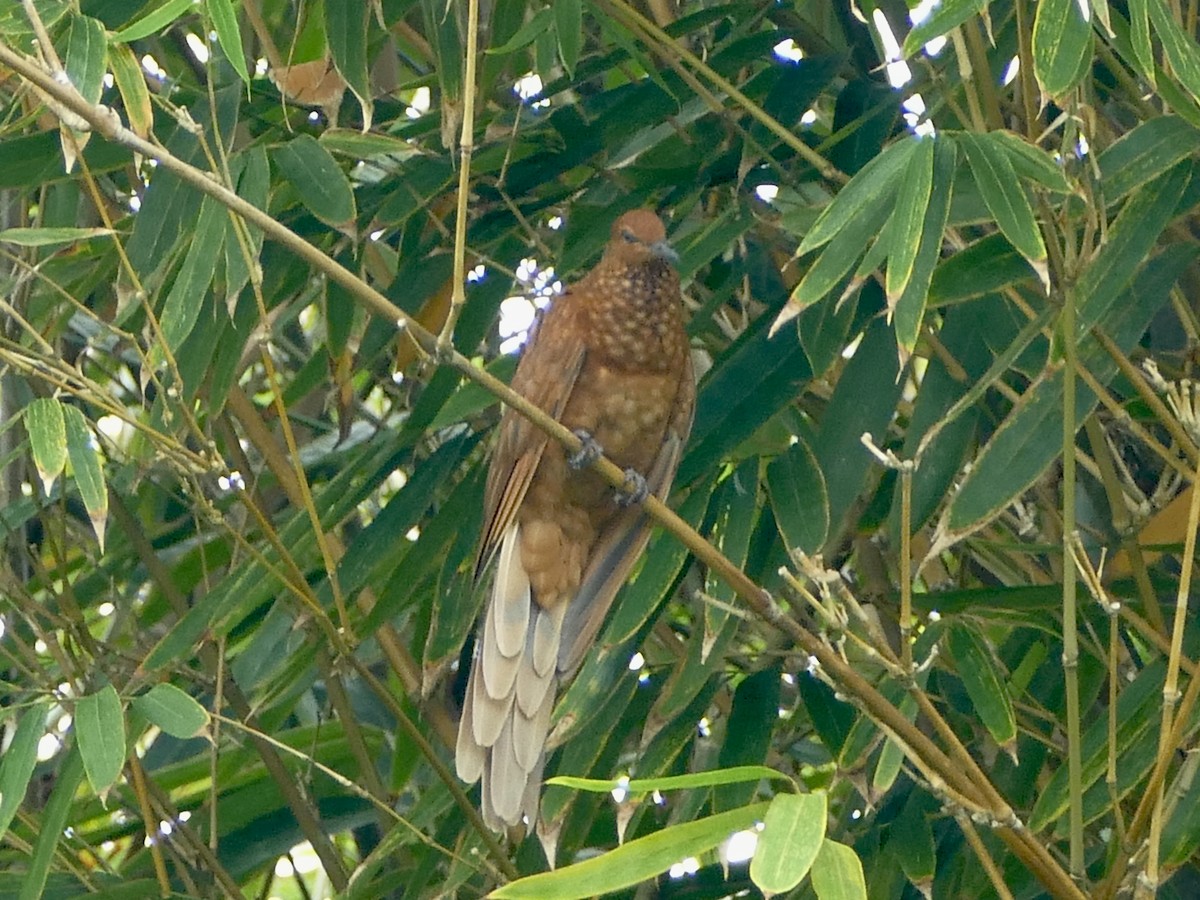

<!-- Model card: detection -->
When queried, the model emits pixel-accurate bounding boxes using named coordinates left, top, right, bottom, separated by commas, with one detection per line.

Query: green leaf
left=958, top=132, right=1047, bottom=269
left=1032, top=0, right=1094, bottom=97
left=113, top=0, right=196, bottom=42
left=901, top=0, right=988, bottom=57
left=947, top=623, right=1018, bottom=749
left=1149, top=0, right=1200, bottom=105
left=988, top=130, right=1073, bottom=193
left=1097, top=116, right=1200, bottom=202
left=62, top=405, right=108, bottom=551
left=325, top=0, right=373, bottom=127
left=271, top=134, right=357, bottom=229
left=890, top=794, right=936, bottom=889
left=546, top=765, right=793, bottom=794
left=486, top=5, right=554, bottom=55
left=1075, top=161, right=1190, bottom=328
left=0, top=701, right=48, bottom=839
left=928, top=233, right=1036, bottom=306
left=785, top=192, right=891, bottom=315
left=892, top=136, right=956, bottom=353
left=206, top=0, right=250, bottom=84
left=873, top=692, right=919, bottom=794
left=884, top=137, right=934, bottom=304
left=24, top=396, right=66, bottom=495
left=150, top=194, right=227, bottom=370
left=942, top=243, right=1194, bottom=539
left=811, top=839, right=867, bottom=900
left=75, top=684, right=126, bottom=796
left=798, top=139, right=915, bottom=255
left=1128, top=0, right=1155, bottom=83
left=751, top=793, right=827, bottom=895
left=65, top=14, right=107, bottom=105
left=716, top=666, right=784, bottom=811
left=107, top=41, right=153, bottom=137
left=490, top=803, right=770, bottom=899
left=812, top=315, right=903, bottom=540
left=131, top=684, right=210, bottom=739
left=555, top=0, right=582, bottom=78
left=19, top=748, right=84, bottom=900
left=0, top=226, right=112, bottom=246
left=766, top=437, right=829, bottom=555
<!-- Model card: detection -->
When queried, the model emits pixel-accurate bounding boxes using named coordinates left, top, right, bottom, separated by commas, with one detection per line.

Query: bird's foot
left=616, top=468, right=649, bottom=507
left=568, top=429, right=603, bottom=469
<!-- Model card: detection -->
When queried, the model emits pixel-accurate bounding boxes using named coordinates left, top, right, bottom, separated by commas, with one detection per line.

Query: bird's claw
left=568, top=429, right=603, bottom=469
left=616, top=468, right=649, bottom=507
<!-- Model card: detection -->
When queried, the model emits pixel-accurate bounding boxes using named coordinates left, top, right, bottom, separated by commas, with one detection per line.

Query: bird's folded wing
left=476, top=300, right=587, bottom=578
left=556, top=354, right=696, bottom=677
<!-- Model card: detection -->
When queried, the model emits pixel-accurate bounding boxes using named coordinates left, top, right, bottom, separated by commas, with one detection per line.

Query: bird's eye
left=621, top=228, right=638, bottom=244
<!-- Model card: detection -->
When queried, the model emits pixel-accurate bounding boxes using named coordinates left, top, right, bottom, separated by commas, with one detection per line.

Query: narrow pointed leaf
left=547, top=765, right=792, bottom=794
left=947, top=622, right=1018, bottom=749
left=490, top=803, right=770, bottom=899
left=902, top=0, right=988, bottom=56
left=65, top=14, right=107, bottom=105
left=18, top=748, right=84, bottom=900
left=751, top=792, right=827, bottom=895
left=1032, top=0, right=1093, bottom=97
left=271, top=134, right=357, bottom=229
left=132, top=684, right=210, bottom=740
left=0, top=701, right=48, bottom=839
left=326, top=0, right=373, bottom=127
left=959, top=133, right=1046, bottom=269
left=942, top=243, right=1193, bottom=539
left=555, top=0, right=582, bottom=78
left=988, top=130, right=1072, bottom=193
left=108, top=42, right=153, bottom=137
left=1149, top=0, right=1200, bottom=105
left=1097, top=116, right=1200, bottom=202
left=75, top=684, right=126, bottom=795
left=206, top=0, right=250, bottom=84
left=1129, top=0, right=1155, bottom=83
left=150, top=194, right=226, bottom=369
left=25, top=396, right=66, bottom=495
left=893, top=136, right=956, bottom=353
left=811, top=839, right=867, bottom=900
left=62, top=405, right=108, bottom=550
left=114, top=0, right=195, bottom=41
left=766, top=436, right=829, bottom=555
left=798, top=140, right=915, bottom=255
left=885, top=137, right=934, bottom=304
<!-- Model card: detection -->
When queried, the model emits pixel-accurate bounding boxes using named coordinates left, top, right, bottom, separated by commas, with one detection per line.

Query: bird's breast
left=561, top=364, right=679, bottom=472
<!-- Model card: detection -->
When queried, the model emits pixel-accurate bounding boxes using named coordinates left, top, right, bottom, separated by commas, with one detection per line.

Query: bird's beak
left=649, top=240, right=679, bottom=265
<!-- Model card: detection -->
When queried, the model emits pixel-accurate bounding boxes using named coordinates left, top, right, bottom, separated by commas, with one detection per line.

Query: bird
left=455, top=208, right=696, bottom=831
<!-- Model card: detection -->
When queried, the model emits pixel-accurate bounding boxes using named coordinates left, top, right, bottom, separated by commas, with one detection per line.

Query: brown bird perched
left=455, top=209, right=695, bottom=830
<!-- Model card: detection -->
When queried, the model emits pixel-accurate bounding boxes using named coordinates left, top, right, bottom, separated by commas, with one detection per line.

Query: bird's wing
left=556, top=353, right=696, bottom=677
left=475, top=297, right=587, bottom=579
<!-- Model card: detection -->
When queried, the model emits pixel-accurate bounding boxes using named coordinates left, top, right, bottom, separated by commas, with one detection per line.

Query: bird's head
left=606, top=209, right=679, bottom=268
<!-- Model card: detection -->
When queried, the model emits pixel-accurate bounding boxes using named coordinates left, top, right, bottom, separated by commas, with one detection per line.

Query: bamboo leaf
left=1032, top=0, right=1094, bottom=97
left=751, top=793, right=827, bottom=895
left=24, top=396, right=66, bottom=495
left=62, top=405, right=108, bottom=551
left=206, top=0, right=250, bottom=84
left=271, top=134, right=357, bottom=229
left=958, top=132, right=1047, bottom=271
left=811, top=840, right=867, bottom=900
left=491, top=803, right=771, bottom=899
left=75, top=684, right=126, bottom=797
left=131, top=684, right=210, bottom=740
left=884, top=136, right=934, bottom=304
left=947, top=622, right=1018, bottom=750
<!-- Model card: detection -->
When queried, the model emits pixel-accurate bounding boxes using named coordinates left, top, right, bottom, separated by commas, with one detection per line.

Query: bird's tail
left=455, top=523, right=565, bottom=829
